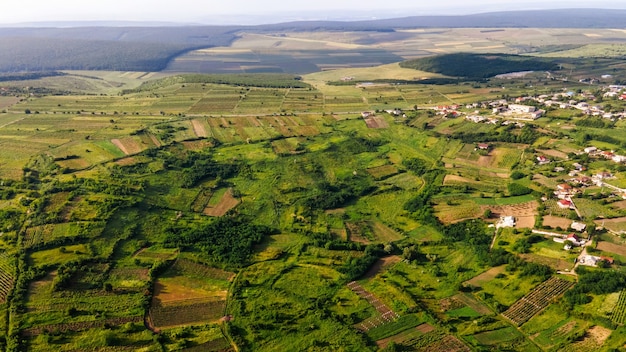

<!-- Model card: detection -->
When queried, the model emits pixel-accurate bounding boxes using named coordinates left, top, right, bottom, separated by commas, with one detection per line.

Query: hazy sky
left=2, top=0, right=624, bottom=24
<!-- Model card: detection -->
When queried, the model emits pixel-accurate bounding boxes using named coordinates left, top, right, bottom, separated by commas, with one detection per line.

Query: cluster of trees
left=326, top=136, right=386, bottom=155
left=163, top=217, right=274, bottom=266
left=159, top=150, right=240, bottom=188
left=338, top=244, right=385, bottom=280
left=564, top=267, right=626, bottom=307
left=302, top=175, right=375, bottom=211
left=403, top=169, right=444, bottom=227
left=507, top=182, right=532, bottom=196
left=449, top=125, right=542, bottom=145
left=399, top=53, right=557, bottom=79
left=575, top=117, right=614, bottom=129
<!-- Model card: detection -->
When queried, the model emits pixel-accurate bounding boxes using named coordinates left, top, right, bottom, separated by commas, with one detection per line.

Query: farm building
left=557, top=199, right=573, bottom=209
left=571, top=221, right=586, bottom=232
left=557, top=183, right=572, bottom=192
left=509, top=104, right=536, bottom=113
left=583, top=146, right=597, bottom=154
left=477, top=143, right=490, bottom=150
left=497, top=216, right=516, bottom=228
left=566, top=233, right=583, bottom=246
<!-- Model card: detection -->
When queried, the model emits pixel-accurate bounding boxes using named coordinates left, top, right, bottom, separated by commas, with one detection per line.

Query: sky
left=1, top=0, right=625, bottom=25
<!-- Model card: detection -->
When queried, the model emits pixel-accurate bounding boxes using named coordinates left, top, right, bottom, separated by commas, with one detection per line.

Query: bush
left=508, top=183, right=532, bottom=196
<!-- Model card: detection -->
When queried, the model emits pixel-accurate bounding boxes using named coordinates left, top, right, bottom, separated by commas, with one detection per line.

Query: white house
left=571, top=221, right=586, bottom=232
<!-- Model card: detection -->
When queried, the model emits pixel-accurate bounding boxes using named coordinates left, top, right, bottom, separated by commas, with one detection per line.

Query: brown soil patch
left=115, top=157, right=138, bottom=166
left=247, top=116, right=261, bottom=127
left=182, top=139, right=214, bottom=150
left=122, top=137, right=144, bottom=154
left=148, top=133, right=162, bottom=147
left=440, top=297, right=465, bottom=312
left=153, top=281, right=226, bottom=305
left=610, top=200, right=626, bottom=210
left=537, top=148, right=568, bottom=160
left=346, top=222, right=371, bottom=244
left=0, top=96, right=19, bottom=109
left=416, top=323, right=435, bottom=333
left=203, top=189, right=240, bottom=217
left=28, top=271, right=56, bottom=293
left=112, top=137, right=144, bottom=155
left=325, top=208, right=345, bottom=215
left=191, top=119, right=208, bottom=138
left=444, top=174, right=480, bottom=185
left=555, top=320, right=577, bottom=336
left=515, top=216, right=535, bottom=229
left=543, top=215, right=572, bottom=229
left=571, top=325, right=612, bottom=350
left=364, top=116, right=389, bottom=129
left=476, top=155, right=494, bottom=167
left=586, top=325, right=612, bottom=344
left=465, top=266, right=506, bottom=287
left=111, top=139, right=129, bottom=155
left=482, top=201, right=538, bottom=228
left=597, top=241, right=626, bottom=257
left=363, top=255, right=401, bottom=279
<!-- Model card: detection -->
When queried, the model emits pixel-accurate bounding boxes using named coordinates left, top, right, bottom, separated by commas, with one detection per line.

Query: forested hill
left=400, top=53, right=558, bottom=79
left=0, top=8, right=624, bottom=73
left=0, top=26, right=239, bottom=72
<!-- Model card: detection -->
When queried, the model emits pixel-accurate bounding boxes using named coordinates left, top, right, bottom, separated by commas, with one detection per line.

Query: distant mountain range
left=2, top=8, right=625, bottom=30
left=0, top=8, right=624, bottom=73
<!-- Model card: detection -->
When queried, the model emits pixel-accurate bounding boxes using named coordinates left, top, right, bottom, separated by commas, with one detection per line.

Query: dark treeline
left=123, top=73, right=310, bottom=94
left=400, top=53, right=558, bottom=79
left=448, top=125, right=542, bottom=144
left=575, top=118, right=614, bottom=129
left=0, top=71, right=66, bottom=82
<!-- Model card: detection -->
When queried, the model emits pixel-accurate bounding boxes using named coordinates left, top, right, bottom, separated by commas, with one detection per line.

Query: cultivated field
left=502, top=276, right=574, bottom=326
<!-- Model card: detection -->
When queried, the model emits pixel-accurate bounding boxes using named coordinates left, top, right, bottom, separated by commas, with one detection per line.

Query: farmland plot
left=502, top=276, right=574, bottom=326
left=611, top=290, right=626, bottom=324
left=149, top=259, right=233, bottom=329
left=203, top=188, right=240, bottom=216
left=0, top=251, right=14, bottom=303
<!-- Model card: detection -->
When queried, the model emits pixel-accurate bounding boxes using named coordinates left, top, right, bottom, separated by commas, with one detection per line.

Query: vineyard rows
left=190, top=188, right=213, bottom=213
left=0, top=251, right=14, bottom=303
left=421, top=335, right=471, bottom=352
left=149, top=299, right=226, bottom=328
left=347, top=281, right=400, bottom=332
left=611, top=290, right=626, bottom=324
left=401, top=329, right=446, bottom=349
left=502, top=277, right=574, bottom=326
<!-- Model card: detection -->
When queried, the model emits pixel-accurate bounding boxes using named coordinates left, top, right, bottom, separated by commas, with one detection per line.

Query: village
left=430, top=83, right=626, bottom=122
